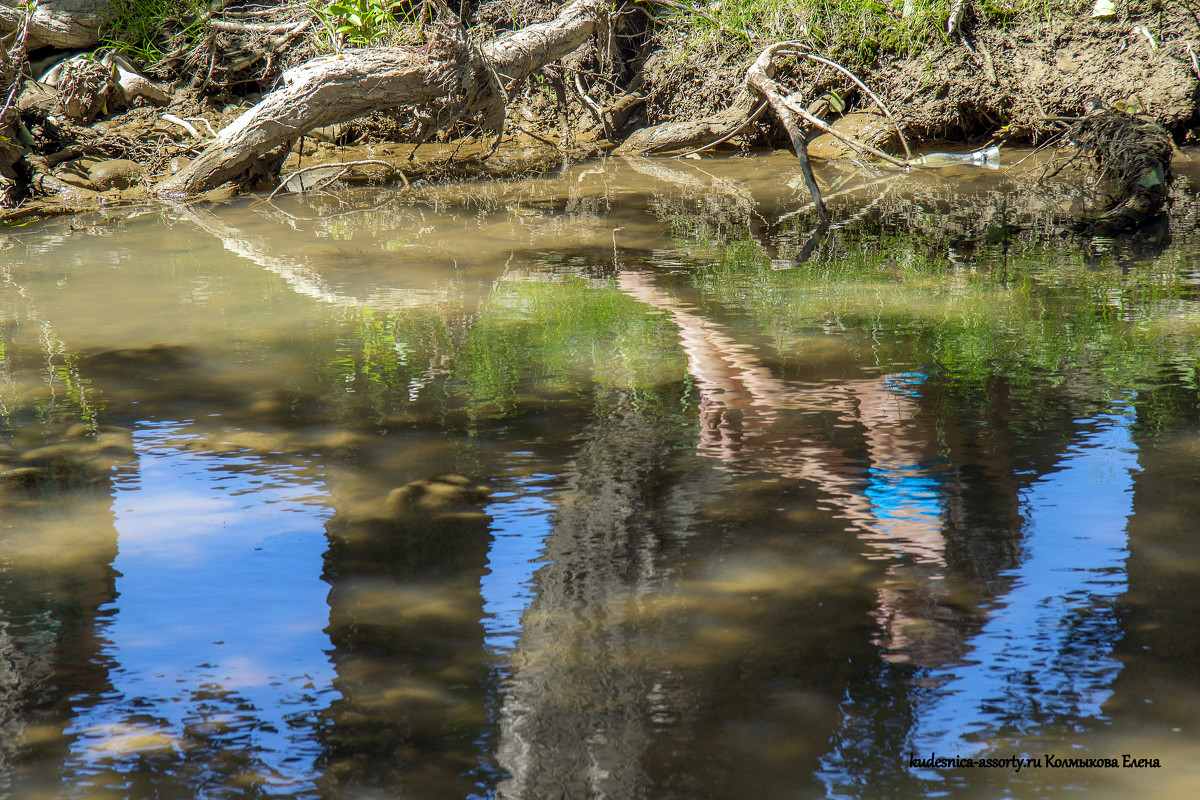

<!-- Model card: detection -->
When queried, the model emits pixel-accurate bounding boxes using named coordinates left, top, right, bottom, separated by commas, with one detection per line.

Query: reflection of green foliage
left=0, top=338, right=102, bottom=432
left=314, top=306, right=451, bottom=420
left=682, top=232, right=1200, bottom=411
left=305, top=279, right=691, bottom=426
left=451, top=278, right=688, bottom=419
left=50, top=350, right=102, bottom=425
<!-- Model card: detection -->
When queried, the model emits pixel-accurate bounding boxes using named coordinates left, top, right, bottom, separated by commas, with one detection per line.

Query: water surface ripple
left=2, top=151, right=1200, bottom=799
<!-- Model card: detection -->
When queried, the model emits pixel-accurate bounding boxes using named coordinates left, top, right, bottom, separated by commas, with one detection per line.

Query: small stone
left=88, top=159, right=146, bottom=190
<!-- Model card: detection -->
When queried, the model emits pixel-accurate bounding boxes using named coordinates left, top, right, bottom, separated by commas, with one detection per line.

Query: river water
left=2, top=150, right=1200, bottom=799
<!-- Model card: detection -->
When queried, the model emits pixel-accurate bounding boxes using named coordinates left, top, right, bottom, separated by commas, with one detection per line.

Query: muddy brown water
left=3, top=150, right=1200, bottom=799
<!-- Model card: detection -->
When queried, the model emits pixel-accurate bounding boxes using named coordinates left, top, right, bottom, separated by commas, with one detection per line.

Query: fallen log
left=155, top=0, right=609, bottom=198
left=616, top=91, right=755, bottom=155
left=0, top=0, right=112, bottom=50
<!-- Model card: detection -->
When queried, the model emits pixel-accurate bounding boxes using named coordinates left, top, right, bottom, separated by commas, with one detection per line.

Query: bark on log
left=156, top=50, right=457, bottom=197
left=155, top=0, right=608, bottom=198
left=615, top=93, right=754, bottom=155
left=0, top=0, right=113, bottom=50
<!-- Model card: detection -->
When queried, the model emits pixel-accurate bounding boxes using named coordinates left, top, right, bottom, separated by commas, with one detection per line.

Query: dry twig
left=776, top=45, right=912, bottom=160
left=747, top=43, right=827, bottom=221
left=573, top=72, right=614, bottom=140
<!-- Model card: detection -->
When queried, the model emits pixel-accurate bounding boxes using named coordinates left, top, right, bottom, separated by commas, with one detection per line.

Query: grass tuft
left=649, top=0, right=1090, bottom=68
left=100, top=0, right=207, bottom=64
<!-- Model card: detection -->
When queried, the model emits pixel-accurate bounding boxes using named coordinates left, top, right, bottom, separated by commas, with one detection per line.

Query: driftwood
left=621, top=41, right=916, bottom=220
left=155, top=0, right=608, bottom=197
left=0, top=0, right=112, bottom=50
left=617, top=91, right=756, bottom=155
left=745, top=42, right=828, bottom=221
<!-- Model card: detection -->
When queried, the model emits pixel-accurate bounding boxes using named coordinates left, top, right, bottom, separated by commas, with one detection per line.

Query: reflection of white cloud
left=208, top=654, right=284, bottom=691
left=114, top=489, right=239, bottom=557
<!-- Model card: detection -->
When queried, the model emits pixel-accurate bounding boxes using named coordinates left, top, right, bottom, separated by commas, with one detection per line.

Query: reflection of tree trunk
left=1114, top=386, right=1200, bottom=732
left=179, top=205, right=464, bottom=311
left=497, top=392, right=719, bottom=799
left=618, top=269, right=873, bottom=517
left=320, top=505, right=493, bottom=798
left=177, top=204, right=486, bottom=392
left=0, top=278, right=123, bottom=793
left=616, top=270, right=973, bottom=668
left=0, top=485, right=120, bottom=796
left=495, top=384, right=885, bottom=799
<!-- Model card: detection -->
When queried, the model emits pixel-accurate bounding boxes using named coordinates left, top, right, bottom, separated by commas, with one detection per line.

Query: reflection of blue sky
left=906, top=407, right=1135, bottom=763
left=63, top=422, right=337, bottom=797
left=864, top=465, right=948, bottom=563
left=862, top=370, right=948, bottom=561
left=865, top=468, right=944, bottom=522
left=480, top=471, right=556, bottom=656
left=881, top=372, right=928, bottom=399
left=820, top=405, right=1138, bottom=793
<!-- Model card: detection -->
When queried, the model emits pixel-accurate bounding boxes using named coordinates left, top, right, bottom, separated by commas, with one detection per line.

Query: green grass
left=309, top=0, right=429, bottom=49
left=647, top=0, right=1091, bottom=68
left=101, top=0, right=207, bottom=64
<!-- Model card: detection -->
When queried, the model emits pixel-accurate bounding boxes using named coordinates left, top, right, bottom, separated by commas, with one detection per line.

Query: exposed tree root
left=155, top=0, right=609, bottom=197
left=1063, top=107, right=1174, bottom=233
left=616, top=41, right=916, bottom=219
left=746, top=43, right=827, bottom=221
left=1, top=6, right=28, bottom=207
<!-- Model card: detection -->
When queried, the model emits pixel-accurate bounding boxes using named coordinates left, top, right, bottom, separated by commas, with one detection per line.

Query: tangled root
left=1068, top=108, right=1173, bottom=233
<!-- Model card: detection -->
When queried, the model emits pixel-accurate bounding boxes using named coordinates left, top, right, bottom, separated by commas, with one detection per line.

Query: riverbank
left=1, top=0, right=1197, bottom=223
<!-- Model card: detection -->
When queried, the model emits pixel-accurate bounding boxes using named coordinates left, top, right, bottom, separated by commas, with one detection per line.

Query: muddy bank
left=1, top=0, right=1197, bottom=224
left=636, top=7, right=1198, bottom=145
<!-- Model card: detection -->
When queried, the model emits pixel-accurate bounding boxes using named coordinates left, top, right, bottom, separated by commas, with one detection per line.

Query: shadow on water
left=1, top=148, right=1200, bottom=798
